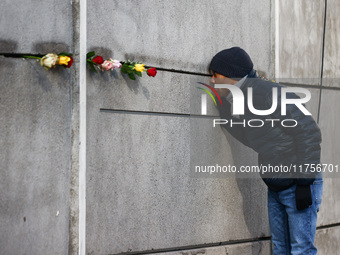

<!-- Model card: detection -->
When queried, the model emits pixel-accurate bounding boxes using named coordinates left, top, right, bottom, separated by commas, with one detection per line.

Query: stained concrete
left=150, top=226, right=340, bottom=255
left=1, top=0, right=340, bottom=254
left=152, top=241, right=272, bottom=255
left=85, top=110, right=269, bottom=254
left=277, top=0, right=325, bottom=85
left=316, top=89, right=340, bottom=226
left=87, top=69, right=212, bottom=115
left=315, top=226, right=340, bottom=254
left=323, top=0, right=340, bottom=88
left=87, top=0, right=273, bottom=76
left=85, top=66, right=323, bottom=253
left=0, top=1, right=72, bottom=54
left=0, top=57, right=71, bottom=254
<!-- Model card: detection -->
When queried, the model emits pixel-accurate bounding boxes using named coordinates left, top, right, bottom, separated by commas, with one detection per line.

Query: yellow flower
left=59, top=56, right=71, bottom=66
left=134, top=63, right=145, bottom=72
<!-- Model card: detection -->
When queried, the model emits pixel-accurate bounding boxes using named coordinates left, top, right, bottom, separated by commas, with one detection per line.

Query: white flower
left=40, top=53, right=59, bottom=70
left=111, top=59, right=122, bottom=69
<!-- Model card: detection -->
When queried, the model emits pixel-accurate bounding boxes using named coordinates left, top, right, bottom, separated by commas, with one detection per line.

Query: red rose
left=147, top=67, right=157, bottom=77
left=92, top=56, right=104, bottom=65
left=66, top=56, right=73, bottom=68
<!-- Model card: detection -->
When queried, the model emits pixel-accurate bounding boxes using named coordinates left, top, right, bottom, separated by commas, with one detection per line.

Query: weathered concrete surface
left=317, top=89, right=340, bottom=226
left=88, top=70, right=211, bottom=115
left=299, top=87, right=320, bottom=118
left=323, top=0, right=340, bottom=87
left=277, top=0, right=324, bottom=85
left=317, top=178, right=340, bottom=227
left=0, top=57, right=71, bottom=254
left=150, top=227, right=340, bottom=255
left=87, top=0, right=273, bottom=76
left=152, top=241, right=272, bottom=255
left=86, top=111, right=269, bottom=254
left=315, top=226, right=340, bottom=254
left=0, top=1, right=72, bottom=54
left=88, top=68, right=321, bottom=118
left=85, top=69, right=322, bottom=254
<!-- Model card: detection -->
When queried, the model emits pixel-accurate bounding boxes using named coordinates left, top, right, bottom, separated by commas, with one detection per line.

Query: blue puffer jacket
left=217, top=77, right=322, bottom=191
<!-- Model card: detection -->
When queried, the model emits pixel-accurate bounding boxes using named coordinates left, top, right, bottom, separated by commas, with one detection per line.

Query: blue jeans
left=268, top=178, right=323, bottom=255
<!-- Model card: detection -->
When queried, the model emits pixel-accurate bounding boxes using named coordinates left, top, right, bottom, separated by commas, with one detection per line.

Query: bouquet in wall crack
left=23, top=50, right=158, bottom=81
left=86, top=51, right=157, bottom=80
left=24, top=53, right=73, bottom=70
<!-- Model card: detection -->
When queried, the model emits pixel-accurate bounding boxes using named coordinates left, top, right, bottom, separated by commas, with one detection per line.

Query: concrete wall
left=277, top=1, right=340, bottom=254
left=86, top=0, right=272, bottom=254
left=0, top=1, right=76, bottom=254
left=1, top=1, right=339, bottom=255
left=0, top=58, right=72, bottom=254
left=0, top=0, right=73, bottom=54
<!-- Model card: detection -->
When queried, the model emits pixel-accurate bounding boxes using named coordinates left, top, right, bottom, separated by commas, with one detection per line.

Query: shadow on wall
left=0, top=40, right=18, bottom=70
left=221, top=128, right=270, bottom=254
left=34, top=42, right=70, bottom=55
left=87, top=46, right=151, bottom=98
left=0, top=39, right=18, bottom=53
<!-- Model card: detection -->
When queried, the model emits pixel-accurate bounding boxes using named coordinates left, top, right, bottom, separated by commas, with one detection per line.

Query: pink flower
left=101, top=60, right=114, bottom=71
left=100, top=59, right=122, bottom=71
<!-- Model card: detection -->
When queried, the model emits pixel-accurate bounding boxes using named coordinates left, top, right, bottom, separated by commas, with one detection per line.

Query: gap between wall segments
left=78, top=0, right=87, bottom=254
left=317, top=0, right=328, bottom=124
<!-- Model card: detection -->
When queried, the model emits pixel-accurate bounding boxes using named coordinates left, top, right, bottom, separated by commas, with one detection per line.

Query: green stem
left=23, top=56, right=41, bottom=60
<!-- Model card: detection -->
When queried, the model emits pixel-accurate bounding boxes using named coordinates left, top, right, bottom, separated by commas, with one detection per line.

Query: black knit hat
left=209, top=47, right=253, bottom=79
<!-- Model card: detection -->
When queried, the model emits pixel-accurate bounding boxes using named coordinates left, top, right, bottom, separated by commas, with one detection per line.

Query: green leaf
left=59, top=52, right=73, bottom=57
left=121, top=65, right=129, bottom=73
left=88, top=62, right=97, bottom=73
left=128, top=72, right=136, bottom=80
left=136, top=71, right=142, bottom=77
left=86, top=51, right=95, bottom=59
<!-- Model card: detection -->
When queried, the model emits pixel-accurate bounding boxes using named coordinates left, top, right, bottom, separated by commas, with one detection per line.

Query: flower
left=59, top=56, right=72, bottom=67
left=111, top=59, right=122, bottom=69
left=134, top=63, right=145, bottom=72
left=92, top=56, right=104, bottom=65
left=40, top=53, right=59, bottom=70
left=85, top=51, right=156, bottom=80
left=65, top=56, right=73, bottom=68
left=24, top=52, right=73, bottom=70
left=147, top=67, right=157, bottom=77
left=101, top=60, right=114, bottom=71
